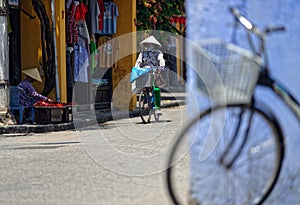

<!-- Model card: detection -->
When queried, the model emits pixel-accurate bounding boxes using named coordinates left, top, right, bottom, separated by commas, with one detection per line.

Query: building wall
left=186, top=0, right=300, bottom=203
left=20, top=0, right=66, bottom=102
left=112, top=0, right=137, bottom=110
left=20, top=0, right=50, bottom=97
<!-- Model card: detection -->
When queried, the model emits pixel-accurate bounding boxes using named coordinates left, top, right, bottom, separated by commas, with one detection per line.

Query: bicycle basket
left=136, top=72, right=154, bottom=88
left=196, top=39, right=261, bottom=105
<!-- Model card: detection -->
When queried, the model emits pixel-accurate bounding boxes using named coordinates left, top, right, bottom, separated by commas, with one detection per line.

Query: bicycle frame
left=258, top=74, right=300, bottom=120
left=143, top=87, right=155, bottom=109
left=221, top=7, right=300, bottom=169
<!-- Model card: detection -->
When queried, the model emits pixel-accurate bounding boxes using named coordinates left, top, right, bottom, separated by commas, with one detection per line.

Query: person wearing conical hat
left=134, top=35, right=166, bottom=116
left=17, top=68, right=52, bottom=108
left=135, top=35, right=165, bottom=69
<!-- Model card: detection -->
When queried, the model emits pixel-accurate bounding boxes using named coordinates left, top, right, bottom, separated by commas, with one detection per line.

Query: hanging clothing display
left=65, top=0, right=120, bottom=104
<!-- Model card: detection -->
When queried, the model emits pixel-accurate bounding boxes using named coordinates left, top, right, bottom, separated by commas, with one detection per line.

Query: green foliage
left=136, top=0, right=185, bottom=34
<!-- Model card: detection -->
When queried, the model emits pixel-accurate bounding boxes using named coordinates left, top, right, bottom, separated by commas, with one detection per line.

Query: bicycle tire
left=152, top=108, right=160, bottom=122
left=166, top=104, right=284, bottom=205
left=147, top=90, right=160, bottom=123
left=138, top=89, right=150, bottom=124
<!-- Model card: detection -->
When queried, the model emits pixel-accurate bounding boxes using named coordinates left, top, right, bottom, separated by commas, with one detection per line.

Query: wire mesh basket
left=196, top=39, right=261, bottom=105
left=136, top=72, right=154, bottom=88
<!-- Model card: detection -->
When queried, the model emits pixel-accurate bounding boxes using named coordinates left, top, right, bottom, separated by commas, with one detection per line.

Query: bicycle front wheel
left=138, top=89, right=150, bottom=123
left=167, top=104, right=284, bottom=205
left=151, top=108, right=161, bottom=122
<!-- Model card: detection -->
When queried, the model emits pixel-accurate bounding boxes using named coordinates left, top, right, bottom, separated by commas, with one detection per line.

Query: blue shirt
left=98, top=2, right=119, bottom=35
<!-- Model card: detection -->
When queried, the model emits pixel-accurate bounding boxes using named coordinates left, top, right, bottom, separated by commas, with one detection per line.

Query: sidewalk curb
left=0, top=110, right=140, bottom=135
left=0, top=93, right=185, bottom=134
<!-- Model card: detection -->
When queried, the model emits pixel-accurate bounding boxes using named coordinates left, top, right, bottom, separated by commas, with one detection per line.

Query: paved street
left=2, top=103, right=300, bottom=205
left=0, top=106, right=188, bottom=205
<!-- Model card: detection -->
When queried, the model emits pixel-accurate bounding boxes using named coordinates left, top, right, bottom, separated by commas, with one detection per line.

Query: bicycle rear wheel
left=167, top=104, right=284, bottom=205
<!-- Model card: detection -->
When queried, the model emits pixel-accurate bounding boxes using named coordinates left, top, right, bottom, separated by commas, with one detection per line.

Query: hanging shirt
left=18, top=79, right=48, bottom=108
left=75, top=3, right=88, bottom=21
left=98, top=1, right=119, bottom=35
left=97, top=36, right=119, bottom=68
left=77, top=20, right=90, bottom=45
left=90, top=39, right=98, bottom=70
left=73, top=3, right=90, bottom=84
left=66, top=48, right=74, bottom=87
left=89, top=0, right=101, bottom=33
left=66, top=2, right=79, bottom=44
left=73, top=44, right=89, bottom=83
left=98, top=0, right=105, bottom=31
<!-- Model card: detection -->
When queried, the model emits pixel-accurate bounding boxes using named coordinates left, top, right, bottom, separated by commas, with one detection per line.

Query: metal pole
left=51, top=0, right=60, bottom=102
left=0, top=0, right=9, bottom=115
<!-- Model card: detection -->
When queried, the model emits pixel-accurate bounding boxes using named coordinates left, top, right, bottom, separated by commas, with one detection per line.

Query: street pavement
left=2, top=88, right=299, bottom=204
left=0, top=106, right=189, bottom=205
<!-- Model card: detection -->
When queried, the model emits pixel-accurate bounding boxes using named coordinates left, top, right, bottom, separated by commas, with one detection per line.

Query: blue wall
left=186, top=0, right=300, bottom=203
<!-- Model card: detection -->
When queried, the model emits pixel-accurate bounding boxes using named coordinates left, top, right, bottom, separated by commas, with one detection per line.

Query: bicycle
left=166, top=7, right=300, bottom=205
left=136, top=68, right=162, bottom=123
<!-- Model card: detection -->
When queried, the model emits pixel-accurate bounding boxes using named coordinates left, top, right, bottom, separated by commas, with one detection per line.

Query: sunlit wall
left=186, top=0, right=300, bottom=204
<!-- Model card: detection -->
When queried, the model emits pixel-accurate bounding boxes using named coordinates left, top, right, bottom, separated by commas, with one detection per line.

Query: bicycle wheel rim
left=166, top=105, right=284, bottom=205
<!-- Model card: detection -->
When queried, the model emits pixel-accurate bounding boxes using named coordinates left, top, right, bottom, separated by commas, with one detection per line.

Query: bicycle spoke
left=192, top=171, right=216, bottom=186
left=233, top=127, right=277, bottom=169
left=236, top=170, right=267, bottom=200
left=229, top=172, right=238, bottom=204
left=233, top=150, right=275, bottom=171
left=245, top=121, right=271, bottom=146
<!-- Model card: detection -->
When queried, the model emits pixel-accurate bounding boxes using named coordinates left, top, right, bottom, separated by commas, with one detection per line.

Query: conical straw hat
left=22, top=68, right=42, bottom=82
left=140, top=35, right=162, bottom=47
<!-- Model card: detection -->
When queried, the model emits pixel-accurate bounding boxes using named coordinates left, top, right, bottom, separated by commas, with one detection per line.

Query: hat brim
left=140, top=35, right=162, bottom=47
left=22, top=68, right=42, bottom=82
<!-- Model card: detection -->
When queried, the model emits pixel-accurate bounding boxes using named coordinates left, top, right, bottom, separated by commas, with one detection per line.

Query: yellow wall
left=20, top=0, right=66, bottom=102
left=20, top=0, right=50, bottom=96
left=113, top=0, right=137, bottom=110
